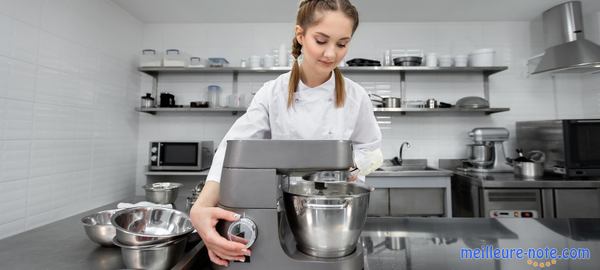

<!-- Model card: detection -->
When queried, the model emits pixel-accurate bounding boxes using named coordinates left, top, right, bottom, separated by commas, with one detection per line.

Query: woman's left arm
left=350, top=91, right=384, bottom=179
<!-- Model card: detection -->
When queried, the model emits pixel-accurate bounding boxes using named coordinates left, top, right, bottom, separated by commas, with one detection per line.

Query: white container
left=454, top=54, right=468, bottom=67
left=469, top=48, right=495, bottom=67
left=438, top=55, right=453, bottom=67
left=250, top=55, right=261, bottom=68
left=425, top=53, right=437, bottom=67
left=263, top=54, right=275, bottom=68
left=139, top=49, right=162, bottom=67
left=163, top=49, right=188, bottom=67
left=278, top=43, right=288, bottom=67
left=207, top=85, right=222, bottom=108
left=188, top=57, right=206, bottom=67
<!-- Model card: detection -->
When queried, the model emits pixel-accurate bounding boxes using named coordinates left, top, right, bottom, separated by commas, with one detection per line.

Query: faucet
left=398, top=142, right=411, bottom=165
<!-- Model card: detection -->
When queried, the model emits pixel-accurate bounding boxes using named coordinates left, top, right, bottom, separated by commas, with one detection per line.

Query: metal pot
left=513, top=161, right=544, bottom=179
left=466, top=143, right=494, bottom=168
left=282, top=180, right=371, bottom=258
left=371, top=94, right=401, bottom=108
left=142, top=182, right=183, bottom=204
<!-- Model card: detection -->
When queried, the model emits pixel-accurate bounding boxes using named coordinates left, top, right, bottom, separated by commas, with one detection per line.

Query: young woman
left=190, top=0, right=382, bottom=266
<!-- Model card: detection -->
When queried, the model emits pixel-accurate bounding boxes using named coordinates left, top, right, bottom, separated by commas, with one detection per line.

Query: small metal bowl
left=81, top=209, right=119, bottom=246
left=143, top=182, right=183, bottom=204
left=113, top=236, right=187, bottom=270
left=111, top=207, right=194, bottom=246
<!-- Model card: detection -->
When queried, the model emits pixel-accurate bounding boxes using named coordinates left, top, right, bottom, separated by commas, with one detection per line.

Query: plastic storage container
left=469, top=48, right=495, bottom=67
left=207, top=85, right=222, bottom=108
left=139, top=49, right=162, bottom=67
left=163, top=49, right=188, bottom=67
left=188, top=57, right=206, bottom=68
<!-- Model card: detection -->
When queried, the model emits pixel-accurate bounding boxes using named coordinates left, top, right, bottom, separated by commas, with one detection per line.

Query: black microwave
left=149, top=141, right=213, bottom=171
left=517, top=119, right=600, bottom=177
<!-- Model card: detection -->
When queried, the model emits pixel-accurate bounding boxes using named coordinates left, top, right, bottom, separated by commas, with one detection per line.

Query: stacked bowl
left=111, top=207, right=194, bottom=270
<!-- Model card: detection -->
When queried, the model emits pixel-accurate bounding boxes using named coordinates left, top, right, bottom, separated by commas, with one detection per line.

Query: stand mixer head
left=464, top=128, right=513, bottom=173
left=215, top=140, right=369, bottom=270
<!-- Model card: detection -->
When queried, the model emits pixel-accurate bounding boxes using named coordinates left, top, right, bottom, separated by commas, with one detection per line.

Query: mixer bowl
left=467, top=143, right=494, bottom=168
left=282, top=180, right=371, bottom=258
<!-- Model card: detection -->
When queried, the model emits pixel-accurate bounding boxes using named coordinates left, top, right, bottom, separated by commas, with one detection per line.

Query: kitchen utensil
left=370, top=94, right=401, bottom=108
left=469, top=48, right=495, bottom=66
left=514, top=149, right=532, bottom=162
left=113, top=236, right=187, bottom=270
left=525, top=150, right=546, bottom=163
left=141, top=93, right=155, bottom=108
left=207, top=57, right=229, bottom=67
left=455, top=96, right=490, bottom=109
left=111, top=207, right=194, bottom=246
left=467, top=143, right=494, bottom=168
left=263, top=54, right=275, bottom=68
left=190, top=101, right=209, bottom=108
left=393, top=56, right=422, bottom=66
left=346, top=58, right=381, bottom=66
left=81, top=209, right=118, bottom=246
left=282, top=180, right=371, bottom=258
left=188, top=57, right=206, bottom=67
left=159, top=92, right=175, bottom=107
left=142, top=182, right=183, bottom=204
left=438, top=55, right=453, bottom=67
left=425, top=98, right=438, bottom=108
left=513, top=161, right=544, bottom=179
left=438, top=102, right=452, bottom=108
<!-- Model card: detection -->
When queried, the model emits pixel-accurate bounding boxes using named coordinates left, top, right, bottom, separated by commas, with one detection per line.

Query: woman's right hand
left=190, top=206, right=251, bottom=266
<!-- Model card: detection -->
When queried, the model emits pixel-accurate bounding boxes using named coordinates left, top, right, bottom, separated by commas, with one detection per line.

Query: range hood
left=532, top=1, right=600, bottom=74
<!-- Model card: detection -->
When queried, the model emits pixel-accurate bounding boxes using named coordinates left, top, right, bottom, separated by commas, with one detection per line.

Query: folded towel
left=117, top=201, right=173, bottom=209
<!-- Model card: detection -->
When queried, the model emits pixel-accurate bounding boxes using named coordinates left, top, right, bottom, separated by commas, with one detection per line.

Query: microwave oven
left=517, top=119, right=600, bottom=177
left=149, top=141, right=213, bottom=171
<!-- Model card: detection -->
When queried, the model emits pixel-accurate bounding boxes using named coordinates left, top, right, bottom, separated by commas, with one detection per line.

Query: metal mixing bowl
left=143, top=182, right=183, bottom=204
left=113, top=236, right=187, bottom=270
left=111, top=207, right=194, bottom=245
left=282, top=180, right=371, bottom=258
left=81, top=209, right=118, bottom=246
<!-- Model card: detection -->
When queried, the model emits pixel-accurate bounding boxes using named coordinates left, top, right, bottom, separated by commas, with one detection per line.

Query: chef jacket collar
left=297, top=71, right=335, bottom=91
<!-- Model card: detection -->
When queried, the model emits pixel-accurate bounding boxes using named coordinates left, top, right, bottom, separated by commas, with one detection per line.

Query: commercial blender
left=215, top=140, right=367, bottom=270
left=460, top=128, right=513, bottom=173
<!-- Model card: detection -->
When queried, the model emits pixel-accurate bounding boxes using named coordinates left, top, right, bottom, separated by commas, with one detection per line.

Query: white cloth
left=117, top=201, right=173, bottom=209
left=206, top=71, right=383, bottom=183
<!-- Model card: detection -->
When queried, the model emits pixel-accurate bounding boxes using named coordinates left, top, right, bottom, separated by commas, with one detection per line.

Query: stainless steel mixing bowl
left=142, top=182, right=183, bottom=204
left=111, top=207, right=194, bottom=245
left=81, top=209, right=118, bottom=246
left=282, top=180, right=371, bottom=258
left=113, top=236, right=187, bottom=270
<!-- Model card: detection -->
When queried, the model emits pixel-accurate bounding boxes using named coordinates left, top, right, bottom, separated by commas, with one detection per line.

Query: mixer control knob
left=227, top=217, right=257, bottom=248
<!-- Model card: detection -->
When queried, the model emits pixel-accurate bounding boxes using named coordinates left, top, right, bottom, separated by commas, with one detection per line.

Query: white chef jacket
left=206, top=71, right=382, bottom=183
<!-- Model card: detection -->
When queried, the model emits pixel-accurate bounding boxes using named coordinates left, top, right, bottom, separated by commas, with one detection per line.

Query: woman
left=190, top=0, right=382, bottom=266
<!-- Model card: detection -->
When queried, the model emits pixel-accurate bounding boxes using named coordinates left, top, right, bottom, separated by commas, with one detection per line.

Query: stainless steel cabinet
left=390, top=188, right=445, bottom=216
left=554, top=189, right=600, bottom=218
left=368, top=188, right=389, bottom=216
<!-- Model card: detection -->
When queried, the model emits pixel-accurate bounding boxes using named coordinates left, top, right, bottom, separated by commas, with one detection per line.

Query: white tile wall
left=136, top=21, right=588, bottom=190
left=0, top=0, right=142, bottom=239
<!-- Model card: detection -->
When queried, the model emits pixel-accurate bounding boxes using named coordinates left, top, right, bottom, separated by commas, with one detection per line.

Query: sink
left=377, top=159, right=428, bottom=171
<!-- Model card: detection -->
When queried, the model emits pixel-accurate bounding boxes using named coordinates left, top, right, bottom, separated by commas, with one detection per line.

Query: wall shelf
left=137, top=106, right=510, bottom=115
left=144, top=167, right=209, bottom=176
left=137, top=65, right=510, bottom=116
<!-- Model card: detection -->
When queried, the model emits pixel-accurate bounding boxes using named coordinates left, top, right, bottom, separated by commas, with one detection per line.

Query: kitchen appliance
left=149, top=141, right=213, bottom=171
left=532, top=1, right=600, bottom=74
left=215, top=140, right=366, bottom=270
left=461, top=128, right=512, bottom=173
left=141, top=93, right=155, bottom=108
left=517, top=119, right=600, bottom=177
left=159, top=92, right=176, bottom=107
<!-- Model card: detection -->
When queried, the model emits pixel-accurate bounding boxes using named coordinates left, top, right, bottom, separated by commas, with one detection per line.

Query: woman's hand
left=189, top=181, right=250, bottom=266
left=190, top=206, right=250, bottom=266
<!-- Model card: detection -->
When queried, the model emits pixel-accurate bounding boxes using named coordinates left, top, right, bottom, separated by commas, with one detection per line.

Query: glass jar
left=207, top=85, right=222, bottom=108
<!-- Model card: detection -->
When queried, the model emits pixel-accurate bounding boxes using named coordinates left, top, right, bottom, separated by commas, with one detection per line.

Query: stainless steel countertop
left=453, top=171, right=600, bottom=188
left=368, top=168, right=453, bottom=177
left=2, top=196, right=600, bottom=270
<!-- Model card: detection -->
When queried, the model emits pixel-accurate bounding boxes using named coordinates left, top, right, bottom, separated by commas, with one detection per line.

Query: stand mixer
left=461, top=128, right=513, bottom=173
left=215, top=140, right=367, bottom=270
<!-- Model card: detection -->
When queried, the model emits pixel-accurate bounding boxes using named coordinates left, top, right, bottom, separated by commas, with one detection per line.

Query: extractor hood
left=532, top=1, right=600, bottom=74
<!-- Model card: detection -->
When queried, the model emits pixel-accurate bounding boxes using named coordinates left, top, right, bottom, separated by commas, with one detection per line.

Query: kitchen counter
left=454, top=171, right=600, bottom=188
left=368, top=168, right=453, bottom=177
left=2, top=197, right=600, bottom=269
